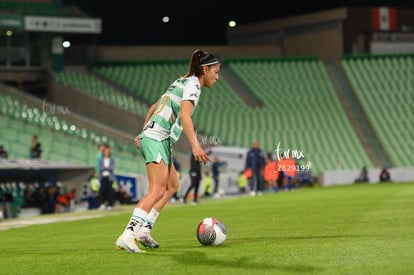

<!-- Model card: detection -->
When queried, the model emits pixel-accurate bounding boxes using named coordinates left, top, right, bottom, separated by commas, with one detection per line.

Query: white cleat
left=116, top=235, right=145, bottom=253
left=135, top=231, right=159, bottom=249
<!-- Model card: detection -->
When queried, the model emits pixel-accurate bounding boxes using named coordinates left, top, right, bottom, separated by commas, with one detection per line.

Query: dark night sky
left=72, top=0, right=412, bottom=45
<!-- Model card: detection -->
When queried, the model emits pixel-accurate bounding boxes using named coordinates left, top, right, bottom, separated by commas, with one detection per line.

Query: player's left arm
left=180, top=100, right=211, bottom=164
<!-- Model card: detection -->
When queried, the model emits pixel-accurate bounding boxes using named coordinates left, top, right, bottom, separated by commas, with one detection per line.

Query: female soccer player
left=116, top=49, right=220, bottom=253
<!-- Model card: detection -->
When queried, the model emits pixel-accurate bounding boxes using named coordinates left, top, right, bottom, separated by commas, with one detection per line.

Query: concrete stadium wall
left=321, top=167, right=414, bottom=186
left=95, top=45, right=282, bottom=62
left=284, top=24, right=343, bottom=62
left=226, top=8, right=347, bottom=62
left=226, top=7, right=414, bottom=62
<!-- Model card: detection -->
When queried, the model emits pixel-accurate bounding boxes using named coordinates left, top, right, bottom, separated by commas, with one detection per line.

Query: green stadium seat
left=342, top=54, right=414, bottom=167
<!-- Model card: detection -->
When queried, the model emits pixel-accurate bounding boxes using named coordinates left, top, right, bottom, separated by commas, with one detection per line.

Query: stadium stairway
left=225, top=57, right=373, bottom=174
left=324, top=58, right=392, bottom=168
left=219, top=65, right=263, bottom=108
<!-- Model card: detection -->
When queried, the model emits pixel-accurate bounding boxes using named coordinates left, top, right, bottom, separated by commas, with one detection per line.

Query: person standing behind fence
left=238, top=170, right=248, bottom=194
left=170, top=156, right=181, bottom=203
left=277, top=154, right=296, bottom=190
left=245, top=140, right=265, bottom=196
left=263, top=152, right=279, bottom=192
left=211, top=156, right=222, bottom=197
left=202, top=170, right=213, bottom=197
left=183, top=153, right=202, bottom=205
left=95, top=143, right=107, bottom=174
left=99, top=147, right=115, bottom=210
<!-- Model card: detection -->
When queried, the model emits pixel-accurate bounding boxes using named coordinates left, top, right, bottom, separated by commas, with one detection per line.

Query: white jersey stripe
left=141, top=75, right=201, bottom=143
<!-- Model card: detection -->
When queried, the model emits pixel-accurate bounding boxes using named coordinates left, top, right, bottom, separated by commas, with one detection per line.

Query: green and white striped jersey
left=140, top=75, right=201, bottom=142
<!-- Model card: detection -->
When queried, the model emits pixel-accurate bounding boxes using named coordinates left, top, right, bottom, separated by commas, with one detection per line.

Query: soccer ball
left=196, top=217, right=227, bottom=246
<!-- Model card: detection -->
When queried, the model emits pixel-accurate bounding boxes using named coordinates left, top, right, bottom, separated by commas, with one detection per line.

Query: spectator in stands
left=115, top=185, right=135, bottom=205
left=99, top=146, right=115, bottom=210
left=355, top=166, right=369, bottom=183
left=245, top=140, right=265, bottom=196
left=182, top=153, right=202, bottom=205
left=30, top=135, right=42, bottom=159
left=95, top=143, right=107, bottom=175
left=0, top=144, right=8, bottom=158
left=116, top=49, right=220, bottom=253
left=202, top=170, right=213, bottom=197
left=379, top=167, right=391, bottom=182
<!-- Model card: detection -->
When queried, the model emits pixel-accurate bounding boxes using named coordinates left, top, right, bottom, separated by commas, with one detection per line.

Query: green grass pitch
left=1, top=182, right=413, bottom=275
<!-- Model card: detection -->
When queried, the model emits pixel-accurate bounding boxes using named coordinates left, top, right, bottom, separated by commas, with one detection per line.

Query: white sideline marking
left=0, top=213, right=107, bottom=231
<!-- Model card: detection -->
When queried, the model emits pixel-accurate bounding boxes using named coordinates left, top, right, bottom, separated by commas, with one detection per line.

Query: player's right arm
left=134, top=97, right=162, bottom=150
left=143, top=97, right=162, bottom=127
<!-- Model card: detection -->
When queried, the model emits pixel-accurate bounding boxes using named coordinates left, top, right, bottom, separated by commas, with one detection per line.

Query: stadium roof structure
left=0, top=1, right=101, bottom=34
left=0, top=159, right=93, bottom=183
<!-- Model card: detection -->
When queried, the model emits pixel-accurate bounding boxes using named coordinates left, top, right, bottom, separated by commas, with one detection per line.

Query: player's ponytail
left=184, top=49, right=219, bottom=77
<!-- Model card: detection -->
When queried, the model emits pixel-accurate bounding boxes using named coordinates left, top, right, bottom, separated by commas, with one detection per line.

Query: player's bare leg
left=136, top=162, right=178, bottom=248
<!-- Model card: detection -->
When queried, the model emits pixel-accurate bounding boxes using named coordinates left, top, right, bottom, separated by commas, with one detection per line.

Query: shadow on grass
left=138, top=233, right=375, bottom=272
left=229, top=233, right=372, bottom=244
left=147, top=250, right=319, bottom=273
